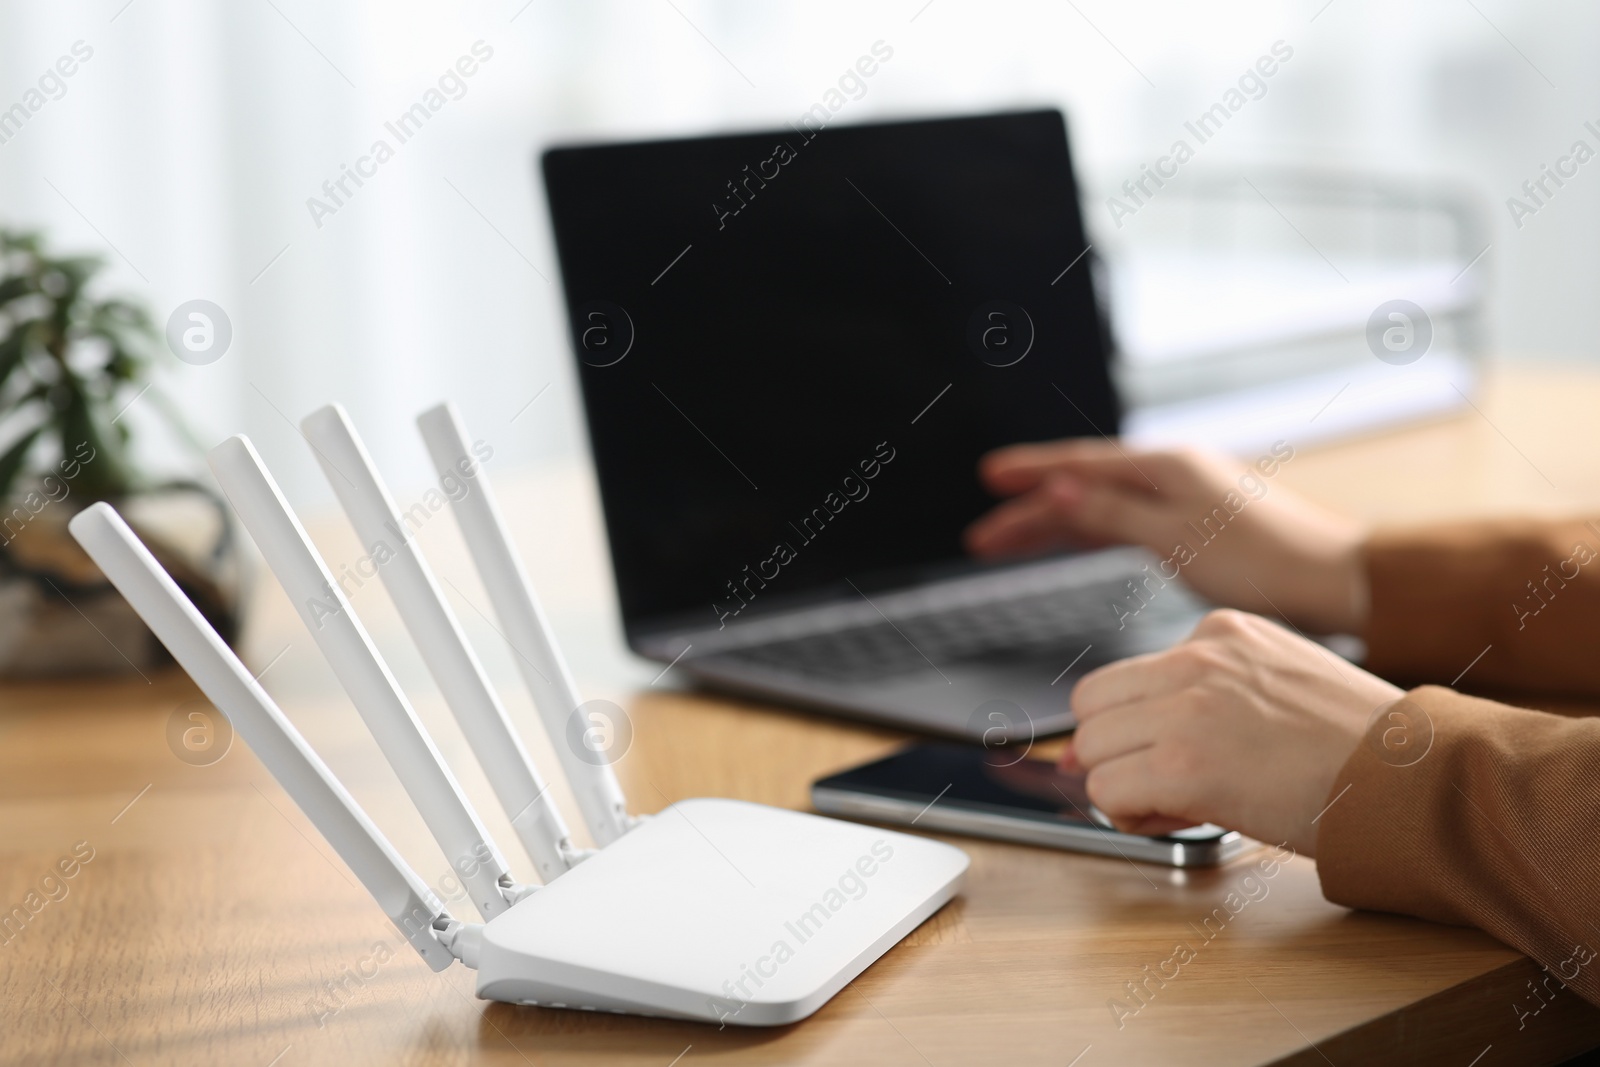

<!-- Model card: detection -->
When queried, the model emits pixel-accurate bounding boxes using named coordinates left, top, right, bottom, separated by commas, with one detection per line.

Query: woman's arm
left=1317, top=686, right=1600, bottom=1012
left=964, top=440, right=1368, bottom=633
left=966, top=439, right=1600, bottom=696
left=1365, top=520, right=1600, bottom=695
left=1065, top=613, right=1600, bottom=1009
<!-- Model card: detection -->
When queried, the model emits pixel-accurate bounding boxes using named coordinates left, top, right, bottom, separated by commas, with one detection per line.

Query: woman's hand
left=1062, top=609, right=1403, bottom=855
left=964, top=440, right=1369, bottom=634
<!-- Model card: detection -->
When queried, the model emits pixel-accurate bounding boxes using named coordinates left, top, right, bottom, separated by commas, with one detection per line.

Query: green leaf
left=0, top=276, right=31, bottom=307
left=0, top=325, right=27, bottom=385
left=0, top=225, right=168, bottom=502
left=0, top=425, right=43, bottom=500
left=57, top=378, right=132, bottom=499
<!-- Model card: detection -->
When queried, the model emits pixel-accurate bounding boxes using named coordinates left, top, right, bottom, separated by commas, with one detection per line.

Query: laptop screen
left=542, top=109, right=1118, bottom=640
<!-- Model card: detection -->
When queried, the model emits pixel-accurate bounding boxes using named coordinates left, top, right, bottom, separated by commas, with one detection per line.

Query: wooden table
left=6, top=365, right=1600, bottom=1066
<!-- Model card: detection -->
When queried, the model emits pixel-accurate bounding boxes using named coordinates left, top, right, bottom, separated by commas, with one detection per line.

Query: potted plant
left=0, top=228, right=240, bottom=676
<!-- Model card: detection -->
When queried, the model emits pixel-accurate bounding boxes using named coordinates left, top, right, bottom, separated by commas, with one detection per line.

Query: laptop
left=540, top=109, right=1207, bottom=742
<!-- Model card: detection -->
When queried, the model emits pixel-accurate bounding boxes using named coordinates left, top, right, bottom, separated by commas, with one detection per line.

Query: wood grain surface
left=5, top=365, right=1600, bottom=1066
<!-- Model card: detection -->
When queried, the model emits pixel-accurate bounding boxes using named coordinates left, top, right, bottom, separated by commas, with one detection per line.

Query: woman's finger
left=1083, top=747, right=1201, bottom=827
left=1068, top=697, right=1171, bottom=767
left=1072, top=647, right=1201, bottom=719
left=1111, top=813, right=1198, bottom=837
left=967, top=475, right=1174, bottom=557
left=963, top=481, right=1086, bottom=556
left=1057, top=478, right=1173, bottom=546
left=980, top=439, right=1167, bottom=495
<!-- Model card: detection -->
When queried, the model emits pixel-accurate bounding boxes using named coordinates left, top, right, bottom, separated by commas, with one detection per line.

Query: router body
left=68, top=400, right=967, bottom=1028
left=473, top=799, right=964, bottom=1024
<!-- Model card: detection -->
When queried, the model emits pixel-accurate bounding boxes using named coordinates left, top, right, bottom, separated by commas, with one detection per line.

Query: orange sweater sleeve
left=1362, top=518, right=1600, bottom=695
left=1319, top=519, right=1600, bottom=1009
left=1316, top=686, right=1600, bottom=1010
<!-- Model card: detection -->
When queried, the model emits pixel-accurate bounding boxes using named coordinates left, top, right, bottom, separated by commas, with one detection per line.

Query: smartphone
left=811, top=743, right=1252, bottom=867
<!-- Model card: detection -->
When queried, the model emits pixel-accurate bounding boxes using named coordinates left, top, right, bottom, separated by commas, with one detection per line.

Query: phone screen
left=816, top=742, right=1108, bottom=827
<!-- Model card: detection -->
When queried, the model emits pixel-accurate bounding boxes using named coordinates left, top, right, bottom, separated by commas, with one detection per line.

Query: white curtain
left=1, top=0, right=1594, bottom=504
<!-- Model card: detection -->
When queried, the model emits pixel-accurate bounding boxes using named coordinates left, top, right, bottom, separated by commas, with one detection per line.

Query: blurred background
left=2, top=0, right=1595, bottom=502
left=4, top=0, right=1599, bottom=693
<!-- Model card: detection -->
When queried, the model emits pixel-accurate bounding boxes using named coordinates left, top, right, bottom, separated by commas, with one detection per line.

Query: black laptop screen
left=541, top=110, right=1118, bottom=637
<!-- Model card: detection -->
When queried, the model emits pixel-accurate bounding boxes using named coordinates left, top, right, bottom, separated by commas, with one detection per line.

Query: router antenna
left=300, top=404, right=583, bottom=882
left=67, top=503, right=464, bottom=971
left=416, top=403, right=632, bottom=846
left=209, top=435, right=522, bottom=919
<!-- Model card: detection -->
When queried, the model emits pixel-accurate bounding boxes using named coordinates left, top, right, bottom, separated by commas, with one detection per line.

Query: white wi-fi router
left=69, top=401, right=967, bottom=1026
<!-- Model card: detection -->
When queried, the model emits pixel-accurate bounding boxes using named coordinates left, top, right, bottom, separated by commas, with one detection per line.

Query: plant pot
left=0, top=481, right=243, bottom=677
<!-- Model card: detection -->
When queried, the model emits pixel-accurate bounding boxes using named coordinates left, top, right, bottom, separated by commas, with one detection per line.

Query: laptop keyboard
left=717, top=580, right=1198, bottom=683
